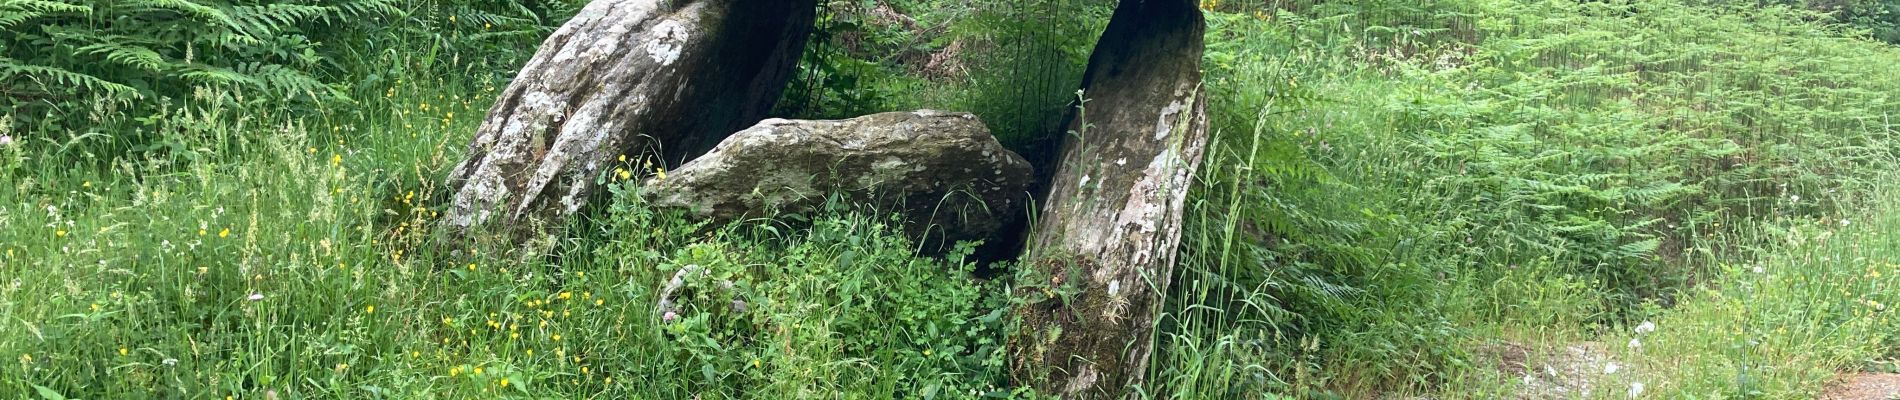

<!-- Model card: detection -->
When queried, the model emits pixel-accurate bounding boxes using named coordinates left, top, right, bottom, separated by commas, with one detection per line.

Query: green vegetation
left=4, top=0, right=1900, bottom=398
left=1612, top=186, right=1900, bottom=398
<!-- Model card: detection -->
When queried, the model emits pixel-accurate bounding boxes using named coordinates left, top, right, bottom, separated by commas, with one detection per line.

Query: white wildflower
left=1627, top=382, right=1644, bottom=398
left=248, top=293, right=264, bottom=301
left=1628, top=338, right=1642, bottom=349
left=1634, top=321, right=1656, bottom=334
left=0, top=135, right=11, bottom=147
left=1790, top=194, right=1800, bottom=203
left=1841, top=219, right=1851, bottom=227
left=1603, top=362, right=1621, bottom=374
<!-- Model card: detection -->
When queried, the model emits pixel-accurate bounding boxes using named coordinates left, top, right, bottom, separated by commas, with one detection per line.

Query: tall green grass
left=6, top=0, right=1900, bottom=398
left=1156, top=0, right=1900, bottom=397
left=0, top=60, right=1023, bottom=400
left=1597, top=183, right=1900, bottom=398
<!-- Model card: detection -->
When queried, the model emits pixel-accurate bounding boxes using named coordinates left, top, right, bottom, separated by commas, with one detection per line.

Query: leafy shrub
left=573, top=183, right=1023, bottom=398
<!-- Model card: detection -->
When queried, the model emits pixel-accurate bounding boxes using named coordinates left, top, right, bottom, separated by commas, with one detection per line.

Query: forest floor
left=1823, top=374, right=1900, bottom=400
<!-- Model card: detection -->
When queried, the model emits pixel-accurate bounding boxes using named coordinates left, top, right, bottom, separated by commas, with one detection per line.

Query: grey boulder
left=645, top=110, right=1033, bottom=252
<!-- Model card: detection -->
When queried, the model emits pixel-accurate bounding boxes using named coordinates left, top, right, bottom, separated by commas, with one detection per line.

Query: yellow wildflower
left=499, top=378, right=508, bottom=388
left=91, top=303, right=100, bottom=312
left=552, top=334, right=561, bottom=341
left=365, top=305, right=375, bottom=314
left=450, top=366, right=461, bottom=376
left=55, top=229, right=66, bottom=238
left=120, top=347, right=128, bottom=356
left=219, top=228, right=230, bottom=238
left=474, top=367, right=484, bottom=375
left=595, top=299, right=604, bottom=306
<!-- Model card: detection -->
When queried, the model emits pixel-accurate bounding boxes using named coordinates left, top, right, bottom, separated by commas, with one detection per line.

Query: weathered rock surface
left=646, top=110, right=1033, bottom=252
left=440, top=0, right=815, bottom=245
left=1011, top=0, right=1210, bottom=397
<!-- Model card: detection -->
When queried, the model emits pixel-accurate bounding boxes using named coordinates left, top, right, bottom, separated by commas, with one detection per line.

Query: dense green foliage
left=1725, top=0, right=1900, bottom=43
left=3, top=0, right=1899, bottom=398
left=1171, top=0, right=1900, bottom=395
left=0, top=0, right=575, bottom=159
left=775, top=0, right=1113, bottom=151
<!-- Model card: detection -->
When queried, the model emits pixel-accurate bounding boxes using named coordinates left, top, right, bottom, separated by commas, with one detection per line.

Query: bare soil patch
left=1823, top=373, right=1900, bottom=400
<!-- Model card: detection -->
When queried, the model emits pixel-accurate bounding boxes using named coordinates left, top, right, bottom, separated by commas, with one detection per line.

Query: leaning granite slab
left=644, top=110, right=1033, bottom=252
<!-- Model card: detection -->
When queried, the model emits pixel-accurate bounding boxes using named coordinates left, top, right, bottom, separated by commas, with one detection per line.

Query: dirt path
left=1823, top=374, right=1900, bottom=400
left=1489, top=340, right=1899, bottom=399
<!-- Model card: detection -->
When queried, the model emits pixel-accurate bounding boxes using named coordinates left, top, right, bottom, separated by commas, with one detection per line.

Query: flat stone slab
left=646, top=110, right=1034, bottom=252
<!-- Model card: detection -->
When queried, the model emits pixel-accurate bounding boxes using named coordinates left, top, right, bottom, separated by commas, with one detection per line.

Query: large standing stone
left=645, top=110, right=1034, bottom=252
left=1011, top=0, right=1211, bottom=397
left=441, top=0, right=815, bottom=244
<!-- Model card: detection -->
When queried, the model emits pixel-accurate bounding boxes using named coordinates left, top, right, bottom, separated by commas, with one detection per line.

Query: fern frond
left=0, top=0, right=88, bottom=14
left=232, top=3, right=339, bottom=38
left=0, top=58, right=138, bottom=98
left=117, top=0, right=232, bottom=26
left=334, top=0, right=398, bottom=17
left=174, top=63, right=258, bottom=86
left=76, top=41, right=165, bottom=72
left=1613, top=237, right=1661, bottom=259
left=0, top=0, right=90, bottom=28
left=210, top=30, right=263, bottom=48
left=241, top=62, right=344, bottom=101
